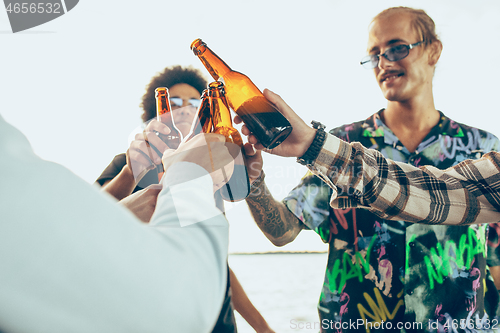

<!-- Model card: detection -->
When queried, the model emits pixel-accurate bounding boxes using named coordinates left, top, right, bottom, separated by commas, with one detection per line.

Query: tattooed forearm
left=246, top=179, right=303, bottom=246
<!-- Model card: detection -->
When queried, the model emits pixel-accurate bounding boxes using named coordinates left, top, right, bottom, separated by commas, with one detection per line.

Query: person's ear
left=428, top=40, right=443, bottom=66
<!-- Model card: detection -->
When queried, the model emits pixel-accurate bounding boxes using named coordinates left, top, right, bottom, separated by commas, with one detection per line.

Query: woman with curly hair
left=96, top=65, right=275, bottom=333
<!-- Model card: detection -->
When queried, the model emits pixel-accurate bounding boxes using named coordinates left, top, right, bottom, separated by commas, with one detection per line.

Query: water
left=228, top=252, right=328, bottom=333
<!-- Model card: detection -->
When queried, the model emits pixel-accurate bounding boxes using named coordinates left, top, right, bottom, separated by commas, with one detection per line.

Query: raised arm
left=0, top=119, right=231, bottom=332
left=245, top=172, right=305, bottom=246
left=315, top=134, right=500, bottom=225
left=100, top=117, right=172, bottom=200
left=238, top=89, right=500, bottom=226
left=242, top=145, right=304, bottom=246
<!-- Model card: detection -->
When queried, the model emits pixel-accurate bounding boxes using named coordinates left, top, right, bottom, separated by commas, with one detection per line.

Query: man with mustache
left=242, top=7, right=500, bottom=332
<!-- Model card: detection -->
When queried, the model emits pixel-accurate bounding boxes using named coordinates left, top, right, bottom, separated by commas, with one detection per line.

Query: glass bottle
left=184, top=89, right=212, bottom=141
left=155, top=87, right=181, bottom=149
left=208, top=81, right=250, bottom=202
left=190, top=38, right=293, bottom=149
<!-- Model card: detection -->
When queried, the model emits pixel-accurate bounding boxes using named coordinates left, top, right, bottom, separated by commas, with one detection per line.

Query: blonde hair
left=372, top=7, right=440, bottom=47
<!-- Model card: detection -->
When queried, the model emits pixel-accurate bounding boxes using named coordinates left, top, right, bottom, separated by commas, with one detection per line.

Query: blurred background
left=1, top=0, right=499, bottom=331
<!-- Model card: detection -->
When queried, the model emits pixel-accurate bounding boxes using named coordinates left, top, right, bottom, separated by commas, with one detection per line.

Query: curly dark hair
left=140, top=65, right=208, bottom=122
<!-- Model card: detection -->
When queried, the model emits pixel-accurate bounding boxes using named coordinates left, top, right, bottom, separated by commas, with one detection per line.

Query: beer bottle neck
left=155, top=89, right=172, bottom=121
left=198, top=48, right=232, bottom=81
left=210, top=89, right=242, bottom=146
left=210, top=91, right=232, bottom=128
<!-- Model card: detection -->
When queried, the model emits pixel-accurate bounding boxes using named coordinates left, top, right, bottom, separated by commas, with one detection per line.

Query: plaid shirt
left=285, top=111, right=500, bottom=332
left=315, top=124, right=500, bottom=226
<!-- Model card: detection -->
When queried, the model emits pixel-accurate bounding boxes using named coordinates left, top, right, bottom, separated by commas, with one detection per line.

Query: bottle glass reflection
left=208, top=81, right=250, bottom=202
left=184, top=89, right=211, bottom=141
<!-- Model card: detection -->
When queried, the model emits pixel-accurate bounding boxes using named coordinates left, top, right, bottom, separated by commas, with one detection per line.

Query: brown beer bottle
left=155, top=87, right=181, bottom=149
left=184, top=89, right=212, bottom=141
left=190, top=38, right=293, bottom=149
left=208, top=81, right=250, bottom=202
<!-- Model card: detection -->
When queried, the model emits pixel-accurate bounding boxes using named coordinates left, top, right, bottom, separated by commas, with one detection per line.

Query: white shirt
left=0, top=115, right=228, bottom=333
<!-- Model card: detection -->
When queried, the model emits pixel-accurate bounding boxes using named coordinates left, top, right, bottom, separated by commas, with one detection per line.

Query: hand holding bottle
left=235, top=89, right=316, bottom=158
left=162, top=133, right=236, bottom=193
left=126, top=115, right=174, bottom=184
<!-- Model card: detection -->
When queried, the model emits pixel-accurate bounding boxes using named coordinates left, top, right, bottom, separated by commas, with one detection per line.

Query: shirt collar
left=361, top=109, right=465, bottom=139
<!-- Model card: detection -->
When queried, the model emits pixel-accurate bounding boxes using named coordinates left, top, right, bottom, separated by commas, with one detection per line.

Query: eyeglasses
left=360, top=41, right=423, bottom=69
left=170, top=97, right=201, bottom=108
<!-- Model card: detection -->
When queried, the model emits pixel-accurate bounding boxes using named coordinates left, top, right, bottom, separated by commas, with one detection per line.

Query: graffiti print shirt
left=284, top=111, right=500, bottom=332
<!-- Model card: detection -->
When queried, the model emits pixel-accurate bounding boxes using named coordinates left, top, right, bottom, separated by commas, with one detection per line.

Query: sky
left=1, top=0, right=499, bottom=253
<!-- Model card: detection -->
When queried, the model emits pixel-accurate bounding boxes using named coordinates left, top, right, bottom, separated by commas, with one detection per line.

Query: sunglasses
left=360, top=41, right=423, bottom=69
left=170, top=97, right=201, bottom=108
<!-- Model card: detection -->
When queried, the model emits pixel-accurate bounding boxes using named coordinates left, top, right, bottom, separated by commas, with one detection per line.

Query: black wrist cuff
left=297, top=121, right=327, bottom=166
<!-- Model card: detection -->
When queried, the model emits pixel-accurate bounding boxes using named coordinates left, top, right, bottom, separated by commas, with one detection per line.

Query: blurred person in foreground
left=96, top=65, right=275, bottom=333
left=240, top=7, right=500, bottom=332
left=0, top=113, right=233, bottom=332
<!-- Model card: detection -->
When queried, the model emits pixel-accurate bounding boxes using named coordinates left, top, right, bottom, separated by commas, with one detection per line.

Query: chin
left=382, top=85, right=414, bottom=103
left=382, top=91, right=395, bottom=101
left=382, top=90, right=405, bottom=102
left=385, top=95, right=400, bottom=102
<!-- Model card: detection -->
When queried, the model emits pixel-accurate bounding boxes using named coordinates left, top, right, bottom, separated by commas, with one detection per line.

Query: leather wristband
left=297, top=121, right=327, bottom=166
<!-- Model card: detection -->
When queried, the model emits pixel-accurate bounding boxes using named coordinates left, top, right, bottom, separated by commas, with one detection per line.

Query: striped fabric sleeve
left=307, top=133, right=500, bottom=225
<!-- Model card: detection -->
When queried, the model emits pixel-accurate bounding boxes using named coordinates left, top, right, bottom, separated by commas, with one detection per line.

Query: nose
left=173, top=105, right=196, bottom=119
left=180, top=104, right=195, bottom=114
left=377, top=55, right=392, bottom=70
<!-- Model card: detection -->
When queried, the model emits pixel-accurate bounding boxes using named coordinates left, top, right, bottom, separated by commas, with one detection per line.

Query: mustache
left=379, top=70, right=403, bottom=81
